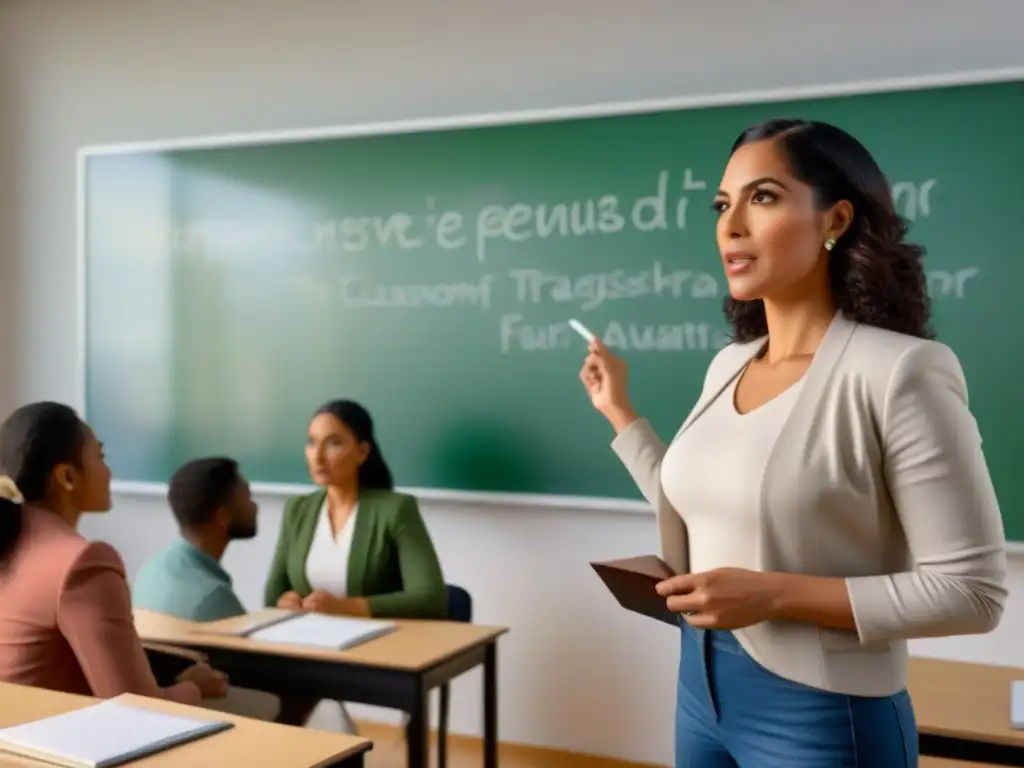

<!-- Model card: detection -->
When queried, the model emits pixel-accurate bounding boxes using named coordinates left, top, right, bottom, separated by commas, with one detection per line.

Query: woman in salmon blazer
left=0, top=401, right=228, bottom=704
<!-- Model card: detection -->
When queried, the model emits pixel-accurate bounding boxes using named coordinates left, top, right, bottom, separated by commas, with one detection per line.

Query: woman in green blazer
left=264, top=400, right=447, bottom=621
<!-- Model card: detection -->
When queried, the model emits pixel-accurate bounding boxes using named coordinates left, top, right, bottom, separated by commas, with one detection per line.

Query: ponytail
left=0, top=402, right=89, bottom=570
left=0, top=476, right=24, bottom=570
left=358, top=441, right=394, bottom=491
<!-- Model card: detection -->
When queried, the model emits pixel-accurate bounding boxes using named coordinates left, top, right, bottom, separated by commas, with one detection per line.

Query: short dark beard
left=227, top=520, right=256, bottom=540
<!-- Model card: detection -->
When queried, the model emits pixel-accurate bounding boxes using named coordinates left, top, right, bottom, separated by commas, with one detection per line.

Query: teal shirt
left=132, top=539, right=247, bottom=622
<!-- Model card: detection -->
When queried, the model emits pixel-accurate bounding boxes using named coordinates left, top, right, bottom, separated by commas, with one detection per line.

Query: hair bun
left=0, top=476, right=22, bottom=504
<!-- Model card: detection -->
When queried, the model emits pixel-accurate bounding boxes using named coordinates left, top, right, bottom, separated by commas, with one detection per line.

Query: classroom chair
left=438, top=584, right=473, bottom=768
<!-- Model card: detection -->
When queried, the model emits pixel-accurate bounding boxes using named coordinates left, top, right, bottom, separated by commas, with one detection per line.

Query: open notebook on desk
left=203, top=611, right=398, bottom=651
left=0, top=697, right=232, bottom=768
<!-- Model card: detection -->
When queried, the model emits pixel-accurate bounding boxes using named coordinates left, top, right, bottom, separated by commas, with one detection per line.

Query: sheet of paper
left=1011, top=680, right=1024, bottom=728
left=204, top=611, right=298, bottom=637
left=0, top=698, right=232, bottom=768
left=248, top=613, right=397, bottom=650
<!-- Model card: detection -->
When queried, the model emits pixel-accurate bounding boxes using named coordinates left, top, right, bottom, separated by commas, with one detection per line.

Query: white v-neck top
left=660, top=372, right=803, bottom=575
left=304, top=500, right=359, bottom=597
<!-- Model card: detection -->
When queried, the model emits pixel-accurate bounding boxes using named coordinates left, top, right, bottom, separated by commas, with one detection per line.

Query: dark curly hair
left=723, top=118, right=932, bottom=342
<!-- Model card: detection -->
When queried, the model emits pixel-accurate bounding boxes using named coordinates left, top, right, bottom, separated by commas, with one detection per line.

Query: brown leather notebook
left=590, top=555, right=679, bottom=626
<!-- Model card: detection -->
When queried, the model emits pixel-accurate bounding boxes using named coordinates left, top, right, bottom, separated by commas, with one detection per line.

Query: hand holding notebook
left=590, top=555, right=679, bottom=626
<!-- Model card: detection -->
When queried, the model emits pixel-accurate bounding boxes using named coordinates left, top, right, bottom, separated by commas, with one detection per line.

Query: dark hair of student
left=0, top=402, right=88, bottom=569
left=724, top=118, right=932, bottom=342
left=312, top=400, right=394, bottom=491
left=167, top=457, right=242, bottom=530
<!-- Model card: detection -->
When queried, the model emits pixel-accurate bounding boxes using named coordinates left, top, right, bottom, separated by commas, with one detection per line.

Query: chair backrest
left=445, top=584, right=473, bottom=623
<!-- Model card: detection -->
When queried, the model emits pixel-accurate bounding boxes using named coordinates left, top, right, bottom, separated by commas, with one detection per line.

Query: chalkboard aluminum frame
left=76, top=65, right=1024, bottom=527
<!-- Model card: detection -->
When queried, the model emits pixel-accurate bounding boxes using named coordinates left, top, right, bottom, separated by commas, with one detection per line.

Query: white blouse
left=660, top=372, right=804, bottom=575
left=304, top=499, right=359, bottom=597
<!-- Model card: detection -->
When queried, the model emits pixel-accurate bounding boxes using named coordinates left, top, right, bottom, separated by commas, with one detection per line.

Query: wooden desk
left=911, top=656, right=1024, bottom=765
left=0, top=681, right=370, bottom=767
left=134, top=609, right=508, bottom=768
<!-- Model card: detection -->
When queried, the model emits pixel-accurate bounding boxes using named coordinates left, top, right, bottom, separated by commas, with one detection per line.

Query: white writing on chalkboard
left=290, top=261, right=979, bottom=355
left=104, top=170, right=964, bottom=356
left=499, top=314, right=731, bottom=353
left=117, top=173, right=938, bottom=267
left=116, top=170, right=707, bottom=262
left=474, top=170, right=699, bottom=261
left=892, top=180, right=937, bottom=221
left=509, top=263, right=719, bottom=311
left=336, top=275, right=495, bottom=309
left=927, top=267, right=977, bottom=298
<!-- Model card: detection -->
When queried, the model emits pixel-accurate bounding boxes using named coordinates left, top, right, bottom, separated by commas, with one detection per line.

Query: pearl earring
left=825, top=238, right=836, bottom=252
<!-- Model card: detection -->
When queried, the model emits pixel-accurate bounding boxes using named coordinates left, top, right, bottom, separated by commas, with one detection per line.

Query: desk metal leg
left=406, top=683, right=430, bottom=768
left=438, top=683, right=450, bottom=768
left=483, top=642, right=498, bottom=768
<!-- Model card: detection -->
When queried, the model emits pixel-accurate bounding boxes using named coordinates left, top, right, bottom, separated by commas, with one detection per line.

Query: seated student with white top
left=263, top=399, right=447, bottom=730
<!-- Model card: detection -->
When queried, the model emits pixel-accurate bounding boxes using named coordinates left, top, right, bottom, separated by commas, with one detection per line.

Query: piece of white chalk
left=568, top=318, right=596, bottom=343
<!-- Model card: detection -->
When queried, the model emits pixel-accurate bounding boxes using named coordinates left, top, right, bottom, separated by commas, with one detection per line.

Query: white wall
left=2, top=1, right=1023, bottom=764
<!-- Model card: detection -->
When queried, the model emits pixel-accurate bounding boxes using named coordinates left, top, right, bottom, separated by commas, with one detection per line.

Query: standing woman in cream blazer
left=581, top=119, right=1007, bottom=768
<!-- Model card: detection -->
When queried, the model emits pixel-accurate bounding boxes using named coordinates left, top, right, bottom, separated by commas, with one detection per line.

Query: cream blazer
left=611, top=311, right=1007, bottom=697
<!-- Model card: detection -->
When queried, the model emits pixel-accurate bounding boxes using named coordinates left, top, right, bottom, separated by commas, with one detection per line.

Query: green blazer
left=263, top=489, right=447, bottom=619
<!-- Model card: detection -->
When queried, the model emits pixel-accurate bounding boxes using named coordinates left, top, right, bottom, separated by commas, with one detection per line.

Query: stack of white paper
left=0, top=698, right=233, bottom=768
left=248, top=613, right=397, bottom=650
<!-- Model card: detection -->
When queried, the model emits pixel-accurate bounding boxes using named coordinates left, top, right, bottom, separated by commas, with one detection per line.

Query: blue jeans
left=676, top=623, right=918, bottom=767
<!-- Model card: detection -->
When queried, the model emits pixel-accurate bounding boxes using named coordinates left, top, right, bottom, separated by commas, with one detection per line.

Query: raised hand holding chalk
left=574, top=319, right=636, bottom=429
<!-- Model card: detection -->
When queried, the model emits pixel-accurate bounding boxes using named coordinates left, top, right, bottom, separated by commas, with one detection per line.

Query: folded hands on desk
left=276, top=590, right=371, bottom=618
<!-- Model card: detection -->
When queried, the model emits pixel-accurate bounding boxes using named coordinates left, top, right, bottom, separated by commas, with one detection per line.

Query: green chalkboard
left=83, top=76, right=1024, bottom=535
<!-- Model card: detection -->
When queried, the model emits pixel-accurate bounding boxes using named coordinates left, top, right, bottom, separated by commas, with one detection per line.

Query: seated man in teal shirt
left=134, top=458, right=285, bottom=722
left=134, top=457, right=255, bottom=622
